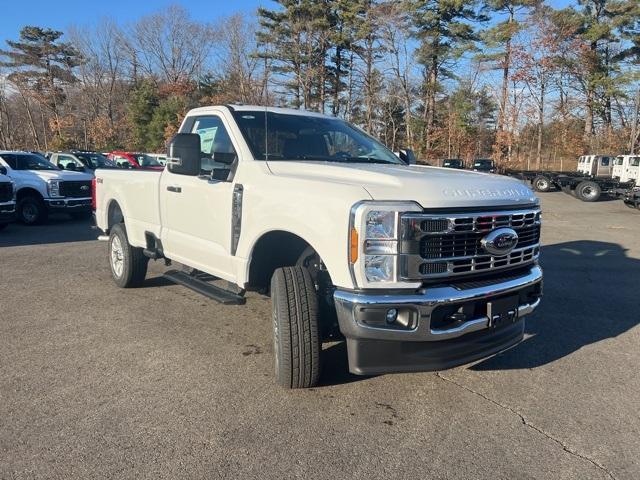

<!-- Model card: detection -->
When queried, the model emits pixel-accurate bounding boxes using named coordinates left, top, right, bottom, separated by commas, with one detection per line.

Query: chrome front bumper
left=46, top=197, right=92, bottom=210
left=333, top=266, right=543, bottom=374
left=335, top=265, right=542, bottom=342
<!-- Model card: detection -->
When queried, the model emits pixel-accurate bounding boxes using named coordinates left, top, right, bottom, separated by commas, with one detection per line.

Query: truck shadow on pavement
left=0, top=216, right=98, bottom=247
left=472, top=240, right=640, bottom=371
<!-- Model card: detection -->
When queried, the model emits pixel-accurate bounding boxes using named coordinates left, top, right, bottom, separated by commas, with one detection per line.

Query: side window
left=632, top=157, right=640, bottom=167
left=0, top=154, right=17, bottom=169
left=600, top=157, right=610, bottom=167
left=190, top=116, right=237, bottom=172
left=57, top=154, right=79, bottom=170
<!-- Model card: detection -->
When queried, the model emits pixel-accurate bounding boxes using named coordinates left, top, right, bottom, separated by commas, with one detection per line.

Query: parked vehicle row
left=0, top=151, right=94, bottom=225
left=440, top=158, right=497, bottom=173
left=506, top=153, right=640, bottom=207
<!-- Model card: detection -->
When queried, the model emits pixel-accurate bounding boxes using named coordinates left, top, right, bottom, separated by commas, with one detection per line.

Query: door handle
left=167, top=185, right=182, bottom=193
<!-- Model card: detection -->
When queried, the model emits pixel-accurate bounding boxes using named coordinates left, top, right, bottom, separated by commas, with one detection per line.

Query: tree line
left=0, top=1, right=638, bottom=170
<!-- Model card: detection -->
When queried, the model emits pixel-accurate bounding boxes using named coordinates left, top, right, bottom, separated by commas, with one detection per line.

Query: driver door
left=159, top=115, right=238, bottom=282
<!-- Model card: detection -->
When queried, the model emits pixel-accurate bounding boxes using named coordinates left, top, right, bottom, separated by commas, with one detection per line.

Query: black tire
left=576, top=181, right=601, bottom=202
left=270, top=266, right=321, bottom=389
left=17, top=195, right=47, bottom=225
left=532, top=175, right=552, bottom=192
left=70, top=211, right=92, bottom=220
left=108, top=223, right=148, bottom=288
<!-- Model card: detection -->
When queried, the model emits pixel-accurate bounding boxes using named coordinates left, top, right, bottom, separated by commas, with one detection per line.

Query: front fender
left=235, top=178, right=371, bottom=290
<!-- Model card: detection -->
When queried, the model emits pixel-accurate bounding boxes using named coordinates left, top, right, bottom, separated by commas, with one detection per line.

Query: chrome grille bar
left=399, top=207, right=541, bottom=280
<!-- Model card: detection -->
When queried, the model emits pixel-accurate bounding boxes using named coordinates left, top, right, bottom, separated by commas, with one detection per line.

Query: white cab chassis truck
left=612, top=155, right=640, bottom=183
left=95, top=105, right=543, bottom=388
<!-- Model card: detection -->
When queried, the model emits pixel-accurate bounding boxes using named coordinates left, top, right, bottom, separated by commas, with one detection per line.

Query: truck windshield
left=232, top=110, right=402, bottom=164
left=18, top=154, right=59, bottom=171
left=76, top=153, right=116, bottom=169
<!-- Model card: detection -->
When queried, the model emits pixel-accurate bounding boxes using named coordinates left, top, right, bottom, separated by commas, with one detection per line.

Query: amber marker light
left=349, top=227, right=359, bottom=264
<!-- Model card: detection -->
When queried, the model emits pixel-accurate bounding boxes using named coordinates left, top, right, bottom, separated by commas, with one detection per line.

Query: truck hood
left=266, top=161, right=538, bottom=208
left=27, top=170, right=93, bottom=182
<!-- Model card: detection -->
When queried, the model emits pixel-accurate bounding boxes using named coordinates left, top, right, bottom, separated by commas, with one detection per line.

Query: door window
left=600, top=157, right=610, bottom=166
left=190, top=116, right=237, bottom=173
left=631, top=157, right=640, bottom=167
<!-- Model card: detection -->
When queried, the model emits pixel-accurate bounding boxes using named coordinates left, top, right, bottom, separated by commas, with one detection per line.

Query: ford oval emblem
left=481, top=228, right=519, bottom=256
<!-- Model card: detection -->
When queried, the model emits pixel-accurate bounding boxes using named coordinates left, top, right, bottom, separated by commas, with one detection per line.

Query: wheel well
left=16, top=187, right=43, bottom=201
left=247, top=231, right=314, bottom=292
left=107, top=200, right=124, bottom=232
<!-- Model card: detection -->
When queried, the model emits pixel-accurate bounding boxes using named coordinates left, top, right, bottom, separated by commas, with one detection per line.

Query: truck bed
left=94, top=168, right=163, bottom=248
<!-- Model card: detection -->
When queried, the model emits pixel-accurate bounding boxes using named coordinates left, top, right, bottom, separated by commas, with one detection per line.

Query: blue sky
left=1, top=0, right=575, bottom=46
left=0, top=0, right=266, bottom=43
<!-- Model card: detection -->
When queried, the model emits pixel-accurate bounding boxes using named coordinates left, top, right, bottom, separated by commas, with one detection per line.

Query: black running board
left=163, top=269, right=246, bottom=305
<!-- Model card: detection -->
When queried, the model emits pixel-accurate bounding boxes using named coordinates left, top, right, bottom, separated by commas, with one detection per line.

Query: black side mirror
left=167, top=133, right=201, bottom=176
left=0, top=166, right=6, bottom=175
left=398, top=149, right=417, bottom=165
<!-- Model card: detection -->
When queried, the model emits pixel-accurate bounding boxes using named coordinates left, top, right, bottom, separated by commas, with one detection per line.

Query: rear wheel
left=576, top=181, right=601, bottom=202
left=108, top=223, right=148, bottom=288
left=532, top=175, right=552, bottom=192
left=270, top=266, right=321, bottom=389
left=17, top=195, right=47, bottom=225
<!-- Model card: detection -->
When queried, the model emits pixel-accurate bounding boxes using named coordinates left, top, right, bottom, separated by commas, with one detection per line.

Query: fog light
left=386, top=308, right=398, bottom=324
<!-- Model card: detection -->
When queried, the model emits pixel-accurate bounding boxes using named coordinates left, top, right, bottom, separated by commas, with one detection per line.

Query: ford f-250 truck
left=95, top=105, right=543, bottom=388
left=0, top=151, right=94, bottom=224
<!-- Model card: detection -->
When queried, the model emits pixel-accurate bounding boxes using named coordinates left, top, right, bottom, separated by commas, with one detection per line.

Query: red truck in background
left=106, top=151, right=164, bottom=171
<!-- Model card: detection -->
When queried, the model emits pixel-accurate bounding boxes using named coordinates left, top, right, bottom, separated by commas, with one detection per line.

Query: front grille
left=0, top=182, right=12, bottom=202
left=400, top=208, right=541, bottom=280
left=421, top=224, right=540, bottom=259
left=59, top=181, right=91, bottom=198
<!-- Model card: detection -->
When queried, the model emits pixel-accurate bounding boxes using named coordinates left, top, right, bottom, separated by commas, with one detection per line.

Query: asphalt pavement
left=1, top=194, right=639, bottom=479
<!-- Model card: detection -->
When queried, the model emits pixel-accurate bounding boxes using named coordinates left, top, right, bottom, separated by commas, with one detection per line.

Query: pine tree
left=0, top=26, right=83, bottom=143
left=410, top=0, right=482, bottom=152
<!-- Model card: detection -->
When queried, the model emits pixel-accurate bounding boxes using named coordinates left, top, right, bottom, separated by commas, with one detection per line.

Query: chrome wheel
left=110, top=235, right=124, bottom=278
left=582, top=186, right=596, bottom=199
left=535, top=179, right=549, bottom=190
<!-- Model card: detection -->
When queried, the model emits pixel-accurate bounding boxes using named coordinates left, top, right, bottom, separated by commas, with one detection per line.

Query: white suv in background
left=0, top=151, right=94, bottom=225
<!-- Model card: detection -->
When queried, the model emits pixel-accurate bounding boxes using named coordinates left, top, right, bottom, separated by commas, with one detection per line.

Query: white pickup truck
left=95, top=105, right=543, bottom=388
left=0, top=151, right=94, bottom=224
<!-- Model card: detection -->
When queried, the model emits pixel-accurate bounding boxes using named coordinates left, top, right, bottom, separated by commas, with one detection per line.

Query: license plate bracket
left=487, top=296, right=519, bottom=328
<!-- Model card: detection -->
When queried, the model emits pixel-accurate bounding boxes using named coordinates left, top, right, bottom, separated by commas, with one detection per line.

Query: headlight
left=349, top=201, right=422, bottom=288
left=48, top=179, right=61, bottom=197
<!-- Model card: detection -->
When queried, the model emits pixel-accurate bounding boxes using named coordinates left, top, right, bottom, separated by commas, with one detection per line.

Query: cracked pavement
left=1, top=193, right=639, bottom=479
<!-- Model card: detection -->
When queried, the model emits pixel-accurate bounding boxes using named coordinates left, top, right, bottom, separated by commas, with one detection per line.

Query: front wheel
left=108, top=223, right=149, bottom=288
left=270, top=266, right=321, bottom=389
left=17, top=196, right=47, bottom=225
